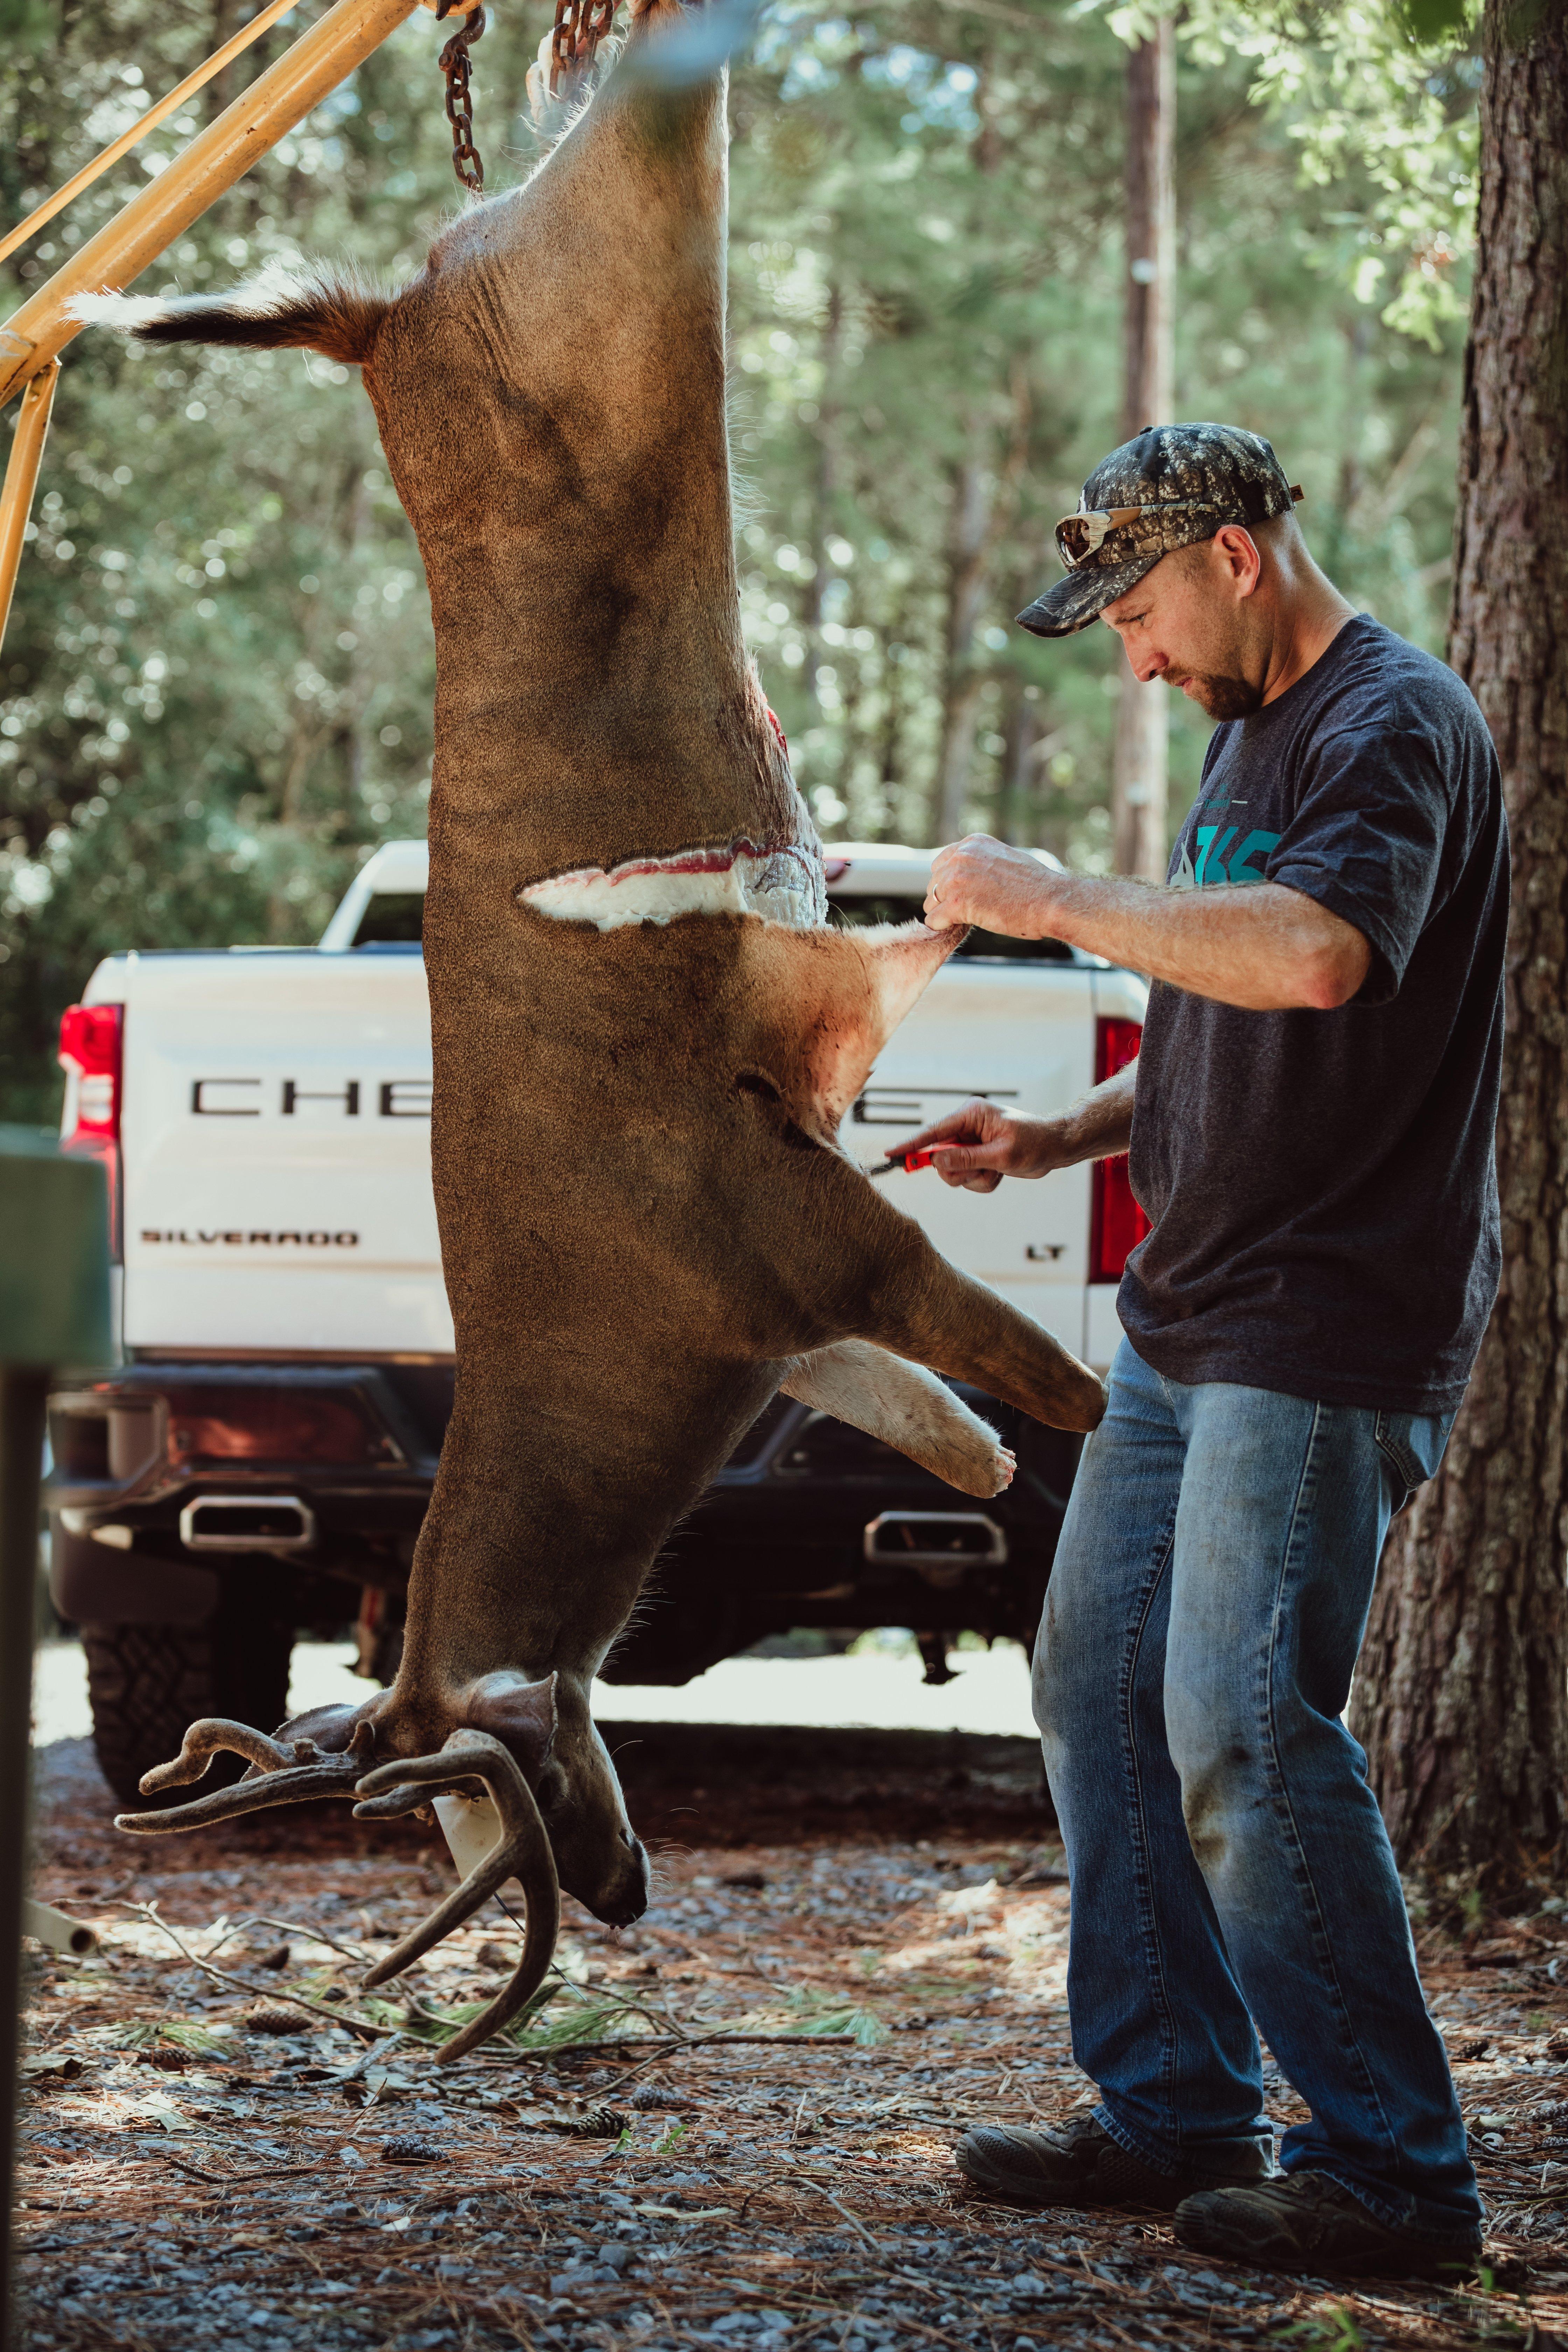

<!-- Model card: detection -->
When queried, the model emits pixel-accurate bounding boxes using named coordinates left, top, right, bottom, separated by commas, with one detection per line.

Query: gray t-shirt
left=1119, top=613, right=1508, bottom=1414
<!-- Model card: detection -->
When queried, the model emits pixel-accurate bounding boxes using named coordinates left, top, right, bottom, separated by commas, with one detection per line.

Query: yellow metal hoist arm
left=0, top=0, right=459, bottom=651
left=0, top=0, right=430, bottom=408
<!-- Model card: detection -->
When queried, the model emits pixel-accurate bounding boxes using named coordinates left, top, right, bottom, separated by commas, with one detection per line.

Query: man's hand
left=881, top=1099, right=1067, bottom=1194
left=924, top=835, right=1059, bottom=938
left=883, top=1060, right=1140, bottom=1189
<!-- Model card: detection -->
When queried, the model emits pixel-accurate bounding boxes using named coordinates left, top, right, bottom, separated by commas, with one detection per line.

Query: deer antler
left=115, top=1720, right=559, bottom=2065
left=140, top=1717, right=303, bottom=1786
left=352, top=1730, right=561, bottom=2064
left=115, top=1715, right=377, bottom=1831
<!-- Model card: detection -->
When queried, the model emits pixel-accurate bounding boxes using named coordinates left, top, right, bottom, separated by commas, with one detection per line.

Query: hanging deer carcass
left=73, top=0, right=1104, bottom=2062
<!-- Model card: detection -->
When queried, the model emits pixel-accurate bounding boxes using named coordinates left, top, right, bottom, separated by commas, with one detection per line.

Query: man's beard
left=1183, top=671, right=1265, bottom=721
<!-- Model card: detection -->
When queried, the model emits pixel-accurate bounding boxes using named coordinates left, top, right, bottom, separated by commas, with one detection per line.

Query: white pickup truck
left=47, top=839, right=1148, bottom=1801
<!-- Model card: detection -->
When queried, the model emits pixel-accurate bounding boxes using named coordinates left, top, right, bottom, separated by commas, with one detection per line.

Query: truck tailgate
left=103, top=942, right=1106, bottom=1364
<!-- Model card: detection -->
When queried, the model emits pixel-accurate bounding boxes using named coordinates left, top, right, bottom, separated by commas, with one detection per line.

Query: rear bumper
left=46, top=1362, right=442, bottom=1615
left=46, top=1359, right=1079, bottom=1651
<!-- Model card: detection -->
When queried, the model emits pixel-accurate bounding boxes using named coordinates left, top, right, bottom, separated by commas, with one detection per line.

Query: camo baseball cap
left=1017, top=422, right=1304, bottom=639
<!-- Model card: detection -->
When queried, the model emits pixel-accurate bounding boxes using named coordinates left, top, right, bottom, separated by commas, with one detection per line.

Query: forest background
left=0, top=0, right=1479, bottom=1122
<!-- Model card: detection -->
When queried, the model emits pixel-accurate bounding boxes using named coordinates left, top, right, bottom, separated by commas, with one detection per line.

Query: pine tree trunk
left=931, top=366, right=1030, bottom=844
left=805, top=283, right=842, bottom=724
left=1347, top=0, right=1568, bottom=1886
left=931, top=450, right=994, bottom=844
left=1111, top=18, right=1174, bottom=882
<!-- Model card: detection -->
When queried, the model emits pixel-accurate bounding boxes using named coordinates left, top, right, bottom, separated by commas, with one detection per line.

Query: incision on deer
left=72, top=0, right=1105, bottom=2064
left=519, top=835, right=825, bottom=929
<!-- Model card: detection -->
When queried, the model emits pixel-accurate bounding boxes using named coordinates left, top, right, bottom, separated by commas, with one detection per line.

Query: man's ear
left=1211, top=522, right=1264, bottom=597
left=68, top=265, right=395, bottom=365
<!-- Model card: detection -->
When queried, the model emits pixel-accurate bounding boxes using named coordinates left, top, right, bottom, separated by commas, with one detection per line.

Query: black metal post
left=0, top=1367, right=48, bottom=2343
left=0, top=1129, right=110, bottom=2345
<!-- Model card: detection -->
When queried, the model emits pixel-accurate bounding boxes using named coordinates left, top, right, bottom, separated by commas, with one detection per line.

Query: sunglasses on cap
left=1054, top=487, right=1304, bottom=570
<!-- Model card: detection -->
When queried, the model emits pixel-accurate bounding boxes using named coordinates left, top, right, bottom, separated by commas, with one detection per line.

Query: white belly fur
left=780, top=1340, right=1016, bottom=1500
left=433, top=1789, right=518, bottom=1888
left=517, top=838, right=826, bottom=932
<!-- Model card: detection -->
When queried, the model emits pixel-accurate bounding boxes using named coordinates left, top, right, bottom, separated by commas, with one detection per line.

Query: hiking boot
left=958, top=2112, right=1259, bottom=2213
left=1174, top=2170, right=1483, bottom=2279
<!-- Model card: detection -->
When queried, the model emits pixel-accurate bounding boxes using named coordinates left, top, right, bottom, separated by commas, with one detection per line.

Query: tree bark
left=205, top=0, right=242, bottom=122
left=1348, top=0, right=1568, bottom=1887
left=1112, top=18, right=1174, bottom=882
left=875, top=623, right=908, bottom=842
left=931, top=364, right=1031, bottom=844
left=805, top=282, right=842, bottom=725
left=931, top=447, right=993, bottom=844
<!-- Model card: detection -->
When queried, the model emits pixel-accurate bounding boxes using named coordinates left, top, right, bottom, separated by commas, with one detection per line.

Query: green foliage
left=82, top=2015, right=232, bottom=2054
left=776, top=1984, right=890, bottom=2042
left=1108, top=0, right=1481, bottom=345
left=352, top=1974, right=651, bottom=2050
left=338, top=1969, right=887, bottom=2051
left=2, top=0, right=1470, bottom=1118
left=1393, top=0, right=1474, bottom=41
left=1275, top=2305, right=1367, bottom=2352
left=0, top=0, right=54, bottom=56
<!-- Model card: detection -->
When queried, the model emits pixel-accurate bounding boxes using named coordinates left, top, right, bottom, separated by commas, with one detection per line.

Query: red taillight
left=1090, top=1015, right=1150, bottom=1283
left=59, top=1003, right=122, bottom=1133
left=162, top=1388, right=388, bottom=1466
left=59, top=1002, right=124, bottom=1257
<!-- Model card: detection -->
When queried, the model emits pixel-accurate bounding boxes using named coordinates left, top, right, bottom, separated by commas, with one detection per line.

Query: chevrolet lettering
left=190, top=1078, right=432, bottom=1116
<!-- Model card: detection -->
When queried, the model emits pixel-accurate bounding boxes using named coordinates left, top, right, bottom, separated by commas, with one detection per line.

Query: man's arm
left=925, top=836, right=1371, bottom=1013
left=883, top=1060, right=1137, bottom=1194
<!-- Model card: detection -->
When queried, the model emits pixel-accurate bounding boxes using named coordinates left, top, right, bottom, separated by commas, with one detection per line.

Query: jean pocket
left=1374, top=1410, right=1450, bottom=1514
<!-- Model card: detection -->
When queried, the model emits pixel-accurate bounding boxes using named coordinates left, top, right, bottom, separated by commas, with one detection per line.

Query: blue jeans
left=1034, top=1338, right=1479, bottom=2244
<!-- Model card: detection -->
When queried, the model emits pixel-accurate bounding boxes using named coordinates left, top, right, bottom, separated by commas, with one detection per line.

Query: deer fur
left=76, top=0, right=1104, bottom=1966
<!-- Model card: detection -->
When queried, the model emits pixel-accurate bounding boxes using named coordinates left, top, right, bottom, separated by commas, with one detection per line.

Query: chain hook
left=436, top=2, right=487, bottom=195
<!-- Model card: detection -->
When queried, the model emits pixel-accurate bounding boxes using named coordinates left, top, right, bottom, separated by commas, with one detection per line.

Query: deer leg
left=864, top=1234, right=1106, bottom=1433
left=744, top=1128, right=1107, bottom=1433
left=780, top=1339, right=1015, bottom=1499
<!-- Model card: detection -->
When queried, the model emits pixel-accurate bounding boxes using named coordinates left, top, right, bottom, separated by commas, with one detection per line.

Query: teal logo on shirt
left=1172, top=824, right=1280, bottom=890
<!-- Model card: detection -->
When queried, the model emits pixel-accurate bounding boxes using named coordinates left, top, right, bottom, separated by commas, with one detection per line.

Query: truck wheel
left=354, top=1584, right=405, bottom=1687
left=80, top=1603, right=294, bottom=1807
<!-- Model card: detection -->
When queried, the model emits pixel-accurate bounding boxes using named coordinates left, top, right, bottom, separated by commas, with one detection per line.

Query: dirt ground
left=15, top=1719, right=1568, bottom=2351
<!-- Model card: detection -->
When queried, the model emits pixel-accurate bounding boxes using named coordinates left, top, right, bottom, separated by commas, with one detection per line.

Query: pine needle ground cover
left=16, top=1724, right=1568, bottom=2352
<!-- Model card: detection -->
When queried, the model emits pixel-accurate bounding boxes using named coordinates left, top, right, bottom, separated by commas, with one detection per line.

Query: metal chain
left=434, top=0, right=624, bottom=197
left=437, top=4, right=487, bottom=196
left=548, top=0, right=619, bottom=98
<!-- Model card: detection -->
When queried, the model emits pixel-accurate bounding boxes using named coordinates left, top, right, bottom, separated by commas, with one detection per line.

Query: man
left=889, top=423, right=1506, bottom=2278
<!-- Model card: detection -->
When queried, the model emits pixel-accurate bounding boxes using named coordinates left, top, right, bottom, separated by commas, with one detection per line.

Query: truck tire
left=80, top=1603, right=294, bottom=1807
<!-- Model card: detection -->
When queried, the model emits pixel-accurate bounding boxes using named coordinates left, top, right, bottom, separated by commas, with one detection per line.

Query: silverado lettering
left=139, top=1229, right=360, bottom=1246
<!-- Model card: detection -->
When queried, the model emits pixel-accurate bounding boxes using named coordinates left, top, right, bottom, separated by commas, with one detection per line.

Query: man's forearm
left=1029, top=872, right=1367, bottom=1013
left=1044, top=1059, right=1136, bottom=1167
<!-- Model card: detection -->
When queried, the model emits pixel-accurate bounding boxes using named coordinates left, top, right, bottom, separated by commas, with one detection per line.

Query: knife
left=866, top=1149, right=937, bottom=1178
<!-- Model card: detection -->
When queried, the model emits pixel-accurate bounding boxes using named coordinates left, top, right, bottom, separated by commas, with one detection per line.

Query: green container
left=0, top=1127, right=111, bottom=1370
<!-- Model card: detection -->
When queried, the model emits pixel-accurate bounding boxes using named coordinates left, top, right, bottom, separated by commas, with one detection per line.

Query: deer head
left=116, top=1705, right=561, bottom=2064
